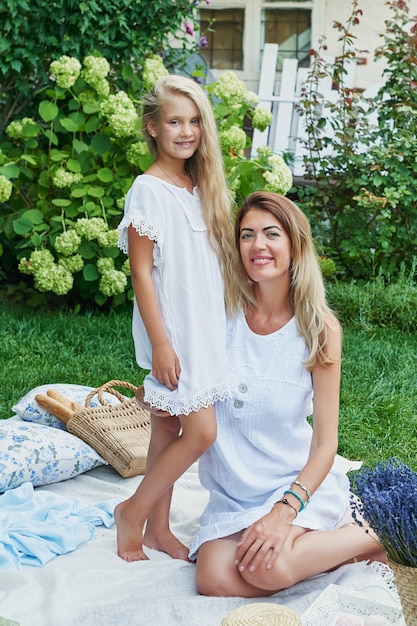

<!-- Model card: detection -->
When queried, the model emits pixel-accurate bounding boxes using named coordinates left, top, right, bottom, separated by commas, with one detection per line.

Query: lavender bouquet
left=351, top=458, right=417, bottom=568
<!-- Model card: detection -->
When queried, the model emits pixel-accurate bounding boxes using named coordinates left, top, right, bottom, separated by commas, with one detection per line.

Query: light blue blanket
left=0, top=482, right=118, bottom=569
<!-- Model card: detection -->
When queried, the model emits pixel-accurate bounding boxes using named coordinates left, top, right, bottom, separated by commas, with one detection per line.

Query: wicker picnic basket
left=64, top=380, right=151, bottom=478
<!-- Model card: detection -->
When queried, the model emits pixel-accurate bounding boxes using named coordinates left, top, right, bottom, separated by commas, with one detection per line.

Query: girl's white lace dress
left=118, top=175, right=229, bottom=416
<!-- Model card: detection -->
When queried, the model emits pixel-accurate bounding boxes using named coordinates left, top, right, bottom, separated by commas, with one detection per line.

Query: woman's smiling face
left=239, top=207, right=292, bottom=284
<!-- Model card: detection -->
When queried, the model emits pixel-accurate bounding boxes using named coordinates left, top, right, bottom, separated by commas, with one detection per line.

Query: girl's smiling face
left=148, top=94, right=202, bottom=161
left=239, top=207, right=292, bottom=284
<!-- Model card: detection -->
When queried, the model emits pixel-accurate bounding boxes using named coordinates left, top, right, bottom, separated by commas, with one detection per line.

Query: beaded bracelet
left=291, top=480, right=311, bottom=504
left=278, top=497, right=298, bottom=517
left=283, top=489, right=306, bottom=512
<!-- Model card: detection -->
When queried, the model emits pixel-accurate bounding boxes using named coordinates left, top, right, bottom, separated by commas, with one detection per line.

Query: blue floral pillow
left=0, top=420, right=107, bottom=493
left=12, top=383, right=126, bottom=430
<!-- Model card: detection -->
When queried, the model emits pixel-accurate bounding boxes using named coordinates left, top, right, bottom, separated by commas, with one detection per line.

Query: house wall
left=202, top=1, right=417, bottom=91
left=317, top=0, right=417, bottom=90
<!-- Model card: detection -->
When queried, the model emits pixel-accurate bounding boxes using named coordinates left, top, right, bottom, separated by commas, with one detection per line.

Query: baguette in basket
left=35, top=381, right=151, bottom=478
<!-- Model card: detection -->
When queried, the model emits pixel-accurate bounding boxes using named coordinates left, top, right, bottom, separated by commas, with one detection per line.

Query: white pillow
left=0, top=420, right=107, bottom=493
left=12, top=383, right=126, bottom=430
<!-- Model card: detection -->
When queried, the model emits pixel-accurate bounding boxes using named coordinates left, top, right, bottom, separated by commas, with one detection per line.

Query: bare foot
left=143, top=527, right=191, bottom=561
left=114, top=501, right=148, bottom=562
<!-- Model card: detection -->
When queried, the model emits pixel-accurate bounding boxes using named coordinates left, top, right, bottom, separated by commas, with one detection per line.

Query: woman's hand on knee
left=235, top=513, right=290, bottom=572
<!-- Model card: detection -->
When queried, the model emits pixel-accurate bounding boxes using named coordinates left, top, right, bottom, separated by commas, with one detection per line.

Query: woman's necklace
left=155, top=161, right=185, bottom=188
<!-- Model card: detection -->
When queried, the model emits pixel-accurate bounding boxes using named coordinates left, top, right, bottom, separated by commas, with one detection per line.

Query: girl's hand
left=152, top=343, right=181, bottom=390
left=235, top=506, right=294, bottom=573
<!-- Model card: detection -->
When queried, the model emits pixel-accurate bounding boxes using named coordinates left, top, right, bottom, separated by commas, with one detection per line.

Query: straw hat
left=221, top=602, right=302, bottom=625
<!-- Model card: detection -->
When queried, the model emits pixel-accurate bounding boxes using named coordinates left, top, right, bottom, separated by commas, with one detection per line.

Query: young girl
left=116, top=75, right=244, bottom=562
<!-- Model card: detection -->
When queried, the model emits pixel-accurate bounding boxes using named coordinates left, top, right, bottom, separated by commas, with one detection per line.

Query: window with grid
left=199, top=8, right=244, bottom=70
left=262, top=4, right=311, bottom=71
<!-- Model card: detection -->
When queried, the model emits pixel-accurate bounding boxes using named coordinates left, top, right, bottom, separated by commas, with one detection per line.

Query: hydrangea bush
left=0, top=55, right=292, bottom=308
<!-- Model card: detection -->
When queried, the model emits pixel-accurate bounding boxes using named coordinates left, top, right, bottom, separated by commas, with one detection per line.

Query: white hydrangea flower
left=49, top=264, right=74, bottom=295
left=75, top=217, right=107, bottom=240
left=116, top=195, right=126, bottom=209
left=219, top=125, right=247, bottom=156
left=121, top=258, right=131, bottom=276
left=52, top=168, right=83, bottom=188
left=97, top=229, right=120, bottom=248
left=0, top=174, right=12, bottom=203
left=50, top=56, right=81, bottom=89
left=19, top=249, right=55, bottom=275
left=126, top=141, right=149, bottom=166
left=256, top=146, right=273, bottom=158
left=59, top=254, right=84, bottom=273
left=212, top=71, right=247, bottom=111
left=252, top=106, right=273, bottom=132
left=262, top=154, right=293, bottom=195
left=97, top=257, right=115, bottom=274
left=20, top=250, right=74, bottom=294
left=33, top=265, right=55, bottom=292
left=81, top=56, right=111, bottom=96
left=100, top=92, right=139, bottom=137
left=246, top=91, right=259, bottom=107
left=54, top=229, right=82, bottom=256
left=99, top=269, right=127, bottom=296
left=6, top=117, right=38, bottom=140
left=143, top=54, right=169, bottom=90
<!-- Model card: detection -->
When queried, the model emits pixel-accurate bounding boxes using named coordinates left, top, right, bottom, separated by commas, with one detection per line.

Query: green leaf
left=38, top=171, right=50, bottom=188
left=43, top=129, right=59, bottom=145
left=83, top=263, right=100, bottom=281
left=115, top=163, right=132, bottom=176
left=73, top=138, right=89, bottom=154
left=13, top=217, right=33, bottom=235
left=67, top=158, right=81, bottom=173
left=95, top=291, right=108, bottom=305
left=20, top=154, right=37, bottom=165
left=51, top=199, right=72, bottom=207
left=97, top=168, right=113, bottom=183
left=60, top=117, right=79, bottom=132
left=50, top=149, right=70, bottom=162
left=39, top=101, right=59, bottom=122
left=78, top=240, right=96, bottom=259
left=0, top=164, right=20, bottom=179
left=30, top=233, right=43, bottom=247
left=21, top=209, right=44, bottom=224
left=87, top=186, right=105, bottom=198
left=85, top=117, right=102, bottom=133
left=82, top=101, right=101, bottom=114
left=91, top=134, right=112, bottom=155
left=71, top=186, right=88, bottom=198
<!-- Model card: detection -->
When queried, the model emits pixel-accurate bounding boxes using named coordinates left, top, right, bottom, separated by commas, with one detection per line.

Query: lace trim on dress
left=145, top=382, right=231, bottom=417
left=117, top=217, right=162, bottom=263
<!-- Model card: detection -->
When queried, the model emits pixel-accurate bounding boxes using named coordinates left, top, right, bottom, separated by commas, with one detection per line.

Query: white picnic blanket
left=0, top=460, right=401, bottom=626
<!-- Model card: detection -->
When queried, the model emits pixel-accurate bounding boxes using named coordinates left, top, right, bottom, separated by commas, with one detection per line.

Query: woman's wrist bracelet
left=283, top=489, right=306, bottom=512
left=291, top=480, right=311, bottom=504
left=275, top=498, right=298, bottom=517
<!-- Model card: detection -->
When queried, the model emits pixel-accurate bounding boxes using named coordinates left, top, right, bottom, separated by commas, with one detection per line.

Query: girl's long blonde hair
left=235, top=192, right=340, bottom=369
left=142, top=74, right=247, bottom=313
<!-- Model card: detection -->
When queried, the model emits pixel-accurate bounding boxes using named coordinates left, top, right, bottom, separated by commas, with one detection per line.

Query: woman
left=189, top=191, right=384, bottom=597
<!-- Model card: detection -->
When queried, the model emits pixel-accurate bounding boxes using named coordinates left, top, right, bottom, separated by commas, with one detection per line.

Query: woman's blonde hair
left=235, top=191, right=340, bottom=369
left=142, top=74, right=247, bottom=313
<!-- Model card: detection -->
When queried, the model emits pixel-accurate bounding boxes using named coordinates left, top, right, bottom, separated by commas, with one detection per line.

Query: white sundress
left=117, top=175, right=229, bottom=416
left=189, top=313, right=350, bottom=560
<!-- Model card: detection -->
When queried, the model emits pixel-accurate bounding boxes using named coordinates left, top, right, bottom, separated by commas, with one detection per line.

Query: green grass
left=1, top=294, right=416, bottom=471
left=339, top=329, right=417, bottom=469
left=0, top=299, right=146, bottom=418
